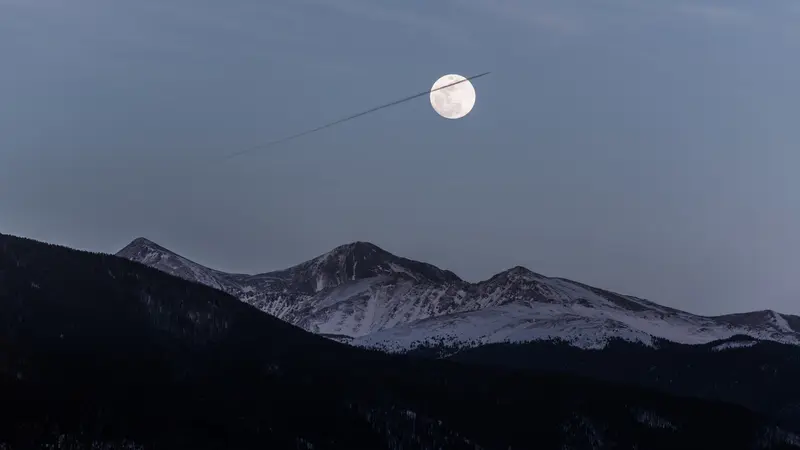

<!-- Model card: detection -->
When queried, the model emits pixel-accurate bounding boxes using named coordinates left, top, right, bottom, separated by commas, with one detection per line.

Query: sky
left=1, top=0, right=799, bottom=316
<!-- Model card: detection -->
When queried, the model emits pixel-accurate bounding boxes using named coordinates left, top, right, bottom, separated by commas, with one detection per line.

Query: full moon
left=430, top=74, right=476, bottom=119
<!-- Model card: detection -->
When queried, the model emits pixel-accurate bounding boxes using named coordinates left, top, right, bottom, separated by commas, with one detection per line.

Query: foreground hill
left=118, top=238, right=800, bottom=351
left=1, top=233, right=797, bottom=449
left=427, top=336, right=800, bottom=428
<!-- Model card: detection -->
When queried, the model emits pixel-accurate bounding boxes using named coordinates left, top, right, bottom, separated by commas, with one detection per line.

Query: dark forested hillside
left=437, top=336, right=800, bottom=429
left=0, top=233, right=797, bottom=449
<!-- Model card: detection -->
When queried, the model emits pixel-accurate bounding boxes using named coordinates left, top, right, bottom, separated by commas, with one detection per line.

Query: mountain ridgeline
left=2, top=232, right=799, bottom=449
left=117, top=237, right=800, bottom=352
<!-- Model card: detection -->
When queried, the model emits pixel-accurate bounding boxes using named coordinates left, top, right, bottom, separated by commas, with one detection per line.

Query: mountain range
left=117, top=237, right=800, bottom=352
left=6, top=232, right=798, bottom=449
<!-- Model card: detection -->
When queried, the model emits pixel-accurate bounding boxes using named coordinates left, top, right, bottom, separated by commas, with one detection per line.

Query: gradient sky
left=2, top=0, right=799, bottom=315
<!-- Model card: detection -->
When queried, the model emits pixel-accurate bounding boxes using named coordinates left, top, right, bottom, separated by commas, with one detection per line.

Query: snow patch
left=634, top=409, right=677, bottom=430
left=388, top=262, right=419, bottom=281
left=757, top=427, right=800, bottom=448
left=772, top=311, right=793, bottom=333
left=712, top=340, right=759, bottom=352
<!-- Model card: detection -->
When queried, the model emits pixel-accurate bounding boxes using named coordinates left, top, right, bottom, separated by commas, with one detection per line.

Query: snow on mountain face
left=715, top=309, right=800, bottom=334
left=712, top=340, right=759, bottom=352
left=117, top=238, right=800, bottom=352
left=351, top=301, right=799, bottom=353
left=117, top=240, right=467, bottom=337
left=117, top=238, right=239, bottom=292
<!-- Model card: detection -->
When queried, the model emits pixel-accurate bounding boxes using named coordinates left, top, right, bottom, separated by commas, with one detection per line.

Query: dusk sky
left=2, top=0, right=799, bottom=315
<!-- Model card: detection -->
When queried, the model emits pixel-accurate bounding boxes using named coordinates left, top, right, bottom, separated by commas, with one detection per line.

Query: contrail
left=223, top=71, right=491, bottom=160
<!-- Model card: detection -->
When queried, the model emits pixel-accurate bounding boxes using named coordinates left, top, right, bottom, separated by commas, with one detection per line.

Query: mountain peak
left=117, top=237, right=233, bottom=292
left=275, top=241, right=462, bottom=293
left=483, top=265, right=544, bottom=284
left=507, top=265, right=535, bottom=275
left=329, top=241, right=388, bottom=258
left=119, top=237, right=169, bottom=253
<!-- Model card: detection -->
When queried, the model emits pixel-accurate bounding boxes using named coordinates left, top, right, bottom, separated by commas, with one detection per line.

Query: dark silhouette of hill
left=435, top=336, right=800, bottom=429
left=0, top=233, right=797, bottom=449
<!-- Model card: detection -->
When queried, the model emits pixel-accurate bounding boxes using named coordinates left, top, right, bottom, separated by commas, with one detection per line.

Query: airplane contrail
left=222, top=71, right=491, bottom=161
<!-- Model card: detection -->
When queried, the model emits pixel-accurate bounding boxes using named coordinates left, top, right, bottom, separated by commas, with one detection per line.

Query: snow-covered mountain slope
left=116, top=238, right=242, bottom=293
left=117, top=238, right=800, bottom=351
